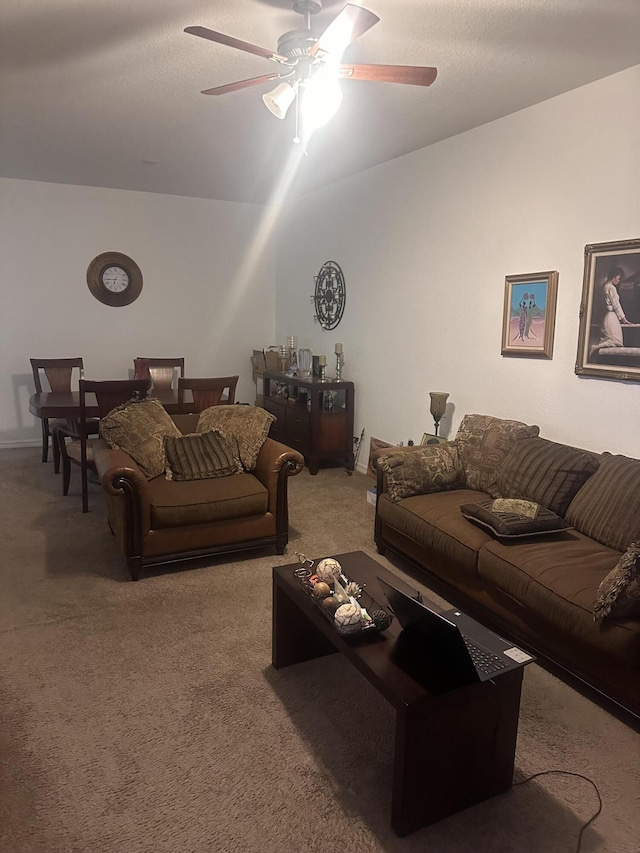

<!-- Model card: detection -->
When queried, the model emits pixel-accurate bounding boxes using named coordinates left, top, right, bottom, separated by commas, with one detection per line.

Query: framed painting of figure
left=575, top=238, right=640, bottom=380
left=501, top=270, right=558, bottom=358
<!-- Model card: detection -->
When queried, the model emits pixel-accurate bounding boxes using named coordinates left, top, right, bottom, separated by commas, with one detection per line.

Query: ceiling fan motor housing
left=292, top=0, right=322, bottom=15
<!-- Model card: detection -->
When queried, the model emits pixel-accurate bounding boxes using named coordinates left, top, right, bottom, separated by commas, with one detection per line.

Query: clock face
left=87, top=252, right=143, bottom=306
left=101, top=265, right=130, bottom=293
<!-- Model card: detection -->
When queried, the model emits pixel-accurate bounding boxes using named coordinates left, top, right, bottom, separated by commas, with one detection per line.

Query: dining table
left=29, top=388, right=189, bottom=420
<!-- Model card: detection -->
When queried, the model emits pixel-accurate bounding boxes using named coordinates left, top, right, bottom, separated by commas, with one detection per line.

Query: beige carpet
left=1, top=449, right=638, bottom=853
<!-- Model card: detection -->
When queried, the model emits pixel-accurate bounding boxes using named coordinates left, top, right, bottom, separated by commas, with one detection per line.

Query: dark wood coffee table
left=272, top=550, right=524, bottom=836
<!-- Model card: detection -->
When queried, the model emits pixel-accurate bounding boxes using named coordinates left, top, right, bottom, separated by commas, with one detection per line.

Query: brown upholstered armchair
left=93, top=412, right=304, bottom=581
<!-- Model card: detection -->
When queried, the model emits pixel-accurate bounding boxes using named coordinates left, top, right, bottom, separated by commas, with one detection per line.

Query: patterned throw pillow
left=565, top=453, right=640, bottom=552
left=593, top=542, right=640, bottom=621
left=454, top=414, right=540, bottom=497
left=164, top=430, right=239, bottom=481
left=196, top=405, right=275, bottom=471
left=99, top=398, right=181, bottom=479
left=376, top=444, right=464, bottom=502
left=496, top=437, right=599, bottom=517
left=460, top=499, right=572, bottom=540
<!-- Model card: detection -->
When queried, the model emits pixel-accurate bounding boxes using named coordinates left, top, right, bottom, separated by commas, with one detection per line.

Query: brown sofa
left=374, top=415, right=640, bottom=720
left=94, top=412, right=304, bottom=581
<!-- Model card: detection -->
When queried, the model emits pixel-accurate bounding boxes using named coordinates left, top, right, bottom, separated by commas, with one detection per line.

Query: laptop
left=377, top=575, right=535, bottom=690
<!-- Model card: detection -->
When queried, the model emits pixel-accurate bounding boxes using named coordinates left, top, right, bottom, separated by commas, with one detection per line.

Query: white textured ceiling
left=1, top=0, right=639, bottom=204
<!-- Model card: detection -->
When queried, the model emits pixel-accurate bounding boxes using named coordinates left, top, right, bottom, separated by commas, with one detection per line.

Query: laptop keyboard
left=462, top=635, right=509, bottom=675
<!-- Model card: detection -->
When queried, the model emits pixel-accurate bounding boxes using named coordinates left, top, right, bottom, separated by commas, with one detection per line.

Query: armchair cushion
left=196, top=405, right=275, bottom=471
left=376, top=444, right=463, bottom=502
left=164, top=430, right=239, bottom=481
left=99, top=399, right=181, bottom=479
left=148, top=473, right=268, bottom=528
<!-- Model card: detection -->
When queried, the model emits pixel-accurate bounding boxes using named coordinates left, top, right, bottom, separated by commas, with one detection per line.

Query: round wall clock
left=313, top=261, right=346, bottom=330
left=86, top=251, right=143, bottom=306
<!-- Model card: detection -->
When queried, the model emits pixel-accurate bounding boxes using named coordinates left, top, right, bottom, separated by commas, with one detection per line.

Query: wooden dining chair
left=134, top=357, right=185, bottom=390
left=178, top=376, right=239, bottom=413
left=30, top=357, right=99, bottom=473
left=57, top=378, right=151, bottom=513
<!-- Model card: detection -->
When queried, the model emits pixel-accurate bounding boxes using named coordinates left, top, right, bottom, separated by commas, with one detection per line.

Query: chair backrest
left=80, top=378, right=152, bottom=421
left=31, top=357, right=84, bottom=393
left=178, top=376, right=239, bottom=413
left=134, top=357, right=185, bottom=390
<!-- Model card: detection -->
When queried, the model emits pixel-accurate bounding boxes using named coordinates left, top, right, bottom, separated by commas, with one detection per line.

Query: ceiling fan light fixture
left=262, top=81, right=297, bottom=119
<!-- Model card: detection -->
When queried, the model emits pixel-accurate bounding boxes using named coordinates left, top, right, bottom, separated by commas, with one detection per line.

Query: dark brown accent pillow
left=565, top=453, right=640, bottom=553
left=593, top=542, right=640, bottom=621
left=164, top=430, right=239, bottom=481
left=454, top=414, right=540, bottom=497
left=496, top=437, right=599, bottom=517
left=376, top=444, right=463, bottom=502
left=460, top=499, right=572, bottom=540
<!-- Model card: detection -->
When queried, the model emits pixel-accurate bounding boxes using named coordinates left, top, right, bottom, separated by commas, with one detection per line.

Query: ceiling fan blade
left=310, top=4, right=380, bottom=58
left=201, top=73, right=286, bottom=96
left=184, top=26, right=290, bottom=64
left=339, top=63, right=438, bottom=86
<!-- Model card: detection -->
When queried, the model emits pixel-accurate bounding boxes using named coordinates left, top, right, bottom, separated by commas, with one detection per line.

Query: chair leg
left=81, top=459, right=89, bottom=513
left=41, top=419, right=50, bottom=463
left=52, top=431, right=61, bottom=474
left=61, top=445, right=71, bottom=496
left=128, top=557, right=142, bottom=582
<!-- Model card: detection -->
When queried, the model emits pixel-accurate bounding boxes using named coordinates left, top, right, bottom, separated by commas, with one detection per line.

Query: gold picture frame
left=575, top=238, right=640, bottom=381
left=501, top=270, right=558, bottom=358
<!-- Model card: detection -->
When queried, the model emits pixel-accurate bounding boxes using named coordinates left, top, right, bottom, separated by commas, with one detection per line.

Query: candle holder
left=335, top=352, right=344, bottom=381
left=429, top=391, right=449, bottom=436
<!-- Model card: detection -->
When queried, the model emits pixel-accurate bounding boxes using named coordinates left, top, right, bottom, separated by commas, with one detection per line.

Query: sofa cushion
left=197, top=405, right=275, bottom=471
left=565, top=453, right=640, bottom=552
left=378, top=488, right=492, bottom=576
left=593, top=542, right=640, bottom=621
left=496, top=437, right=599, bottom=517
left=164, top=430, right=239, bottom=481
left=99, top=398, right=181, bottom=479
left=478, top=533, right=639, bottom=664
left=148, top=472, right=269, bottom=528
left=376, top=444, right=464, bottom=502
left=454, top=414, right=540, bottom=497
left=460, top=499, right=572, bottom=539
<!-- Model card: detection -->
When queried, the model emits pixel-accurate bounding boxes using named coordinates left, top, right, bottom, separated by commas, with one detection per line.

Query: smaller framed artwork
left=575, top=238, right=640, bottom=381
left=421, top=433, right=446, bottom=446
left=501, top=270, right=558, bottom=358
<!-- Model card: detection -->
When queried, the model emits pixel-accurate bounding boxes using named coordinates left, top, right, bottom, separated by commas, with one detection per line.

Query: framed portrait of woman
left=575, top=238, right=640, bottom=380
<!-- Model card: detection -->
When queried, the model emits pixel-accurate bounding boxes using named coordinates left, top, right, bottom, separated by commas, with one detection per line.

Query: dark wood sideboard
left=262, top=371, right=355, bottom=474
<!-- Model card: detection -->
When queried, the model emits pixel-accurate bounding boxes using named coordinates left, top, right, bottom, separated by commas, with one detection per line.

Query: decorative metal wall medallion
left=313, top=261, right=346, bottom=330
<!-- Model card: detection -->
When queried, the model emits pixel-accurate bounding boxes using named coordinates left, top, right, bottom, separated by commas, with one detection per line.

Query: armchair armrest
left=93, top=440, right=152, bottom=536
left=253, top=438, right=305, bottom=515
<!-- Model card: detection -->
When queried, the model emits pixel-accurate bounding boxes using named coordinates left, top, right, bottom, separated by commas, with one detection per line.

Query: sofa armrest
left=253, top=438, right=305, bottom=515
left=93, top=440, right=152, bottom=536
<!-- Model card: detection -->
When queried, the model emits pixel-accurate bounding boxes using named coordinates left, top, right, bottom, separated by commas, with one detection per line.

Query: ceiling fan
left=185, top=1, right=437, bottom=132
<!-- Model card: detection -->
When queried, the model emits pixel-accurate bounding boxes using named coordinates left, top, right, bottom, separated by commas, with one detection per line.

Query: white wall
left=274, top=65, right=640, bottom=464
left=0, top=179, right=277, bottom=446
